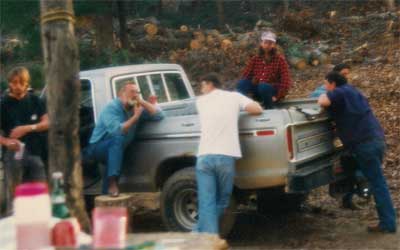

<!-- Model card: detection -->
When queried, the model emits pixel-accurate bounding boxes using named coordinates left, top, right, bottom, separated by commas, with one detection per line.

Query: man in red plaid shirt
left=237, top=31, right=292, bottom=109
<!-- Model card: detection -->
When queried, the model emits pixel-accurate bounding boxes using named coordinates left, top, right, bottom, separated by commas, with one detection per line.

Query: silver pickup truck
left=78, top=64, right=349, bottom=235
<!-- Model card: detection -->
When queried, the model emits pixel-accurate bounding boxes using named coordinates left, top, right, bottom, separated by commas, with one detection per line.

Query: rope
left=41, top=9, right=75, bottom=25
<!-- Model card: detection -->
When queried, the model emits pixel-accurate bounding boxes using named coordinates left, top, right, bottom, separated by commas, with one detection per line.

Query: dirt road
left=130, top=189, right=399, bottom=250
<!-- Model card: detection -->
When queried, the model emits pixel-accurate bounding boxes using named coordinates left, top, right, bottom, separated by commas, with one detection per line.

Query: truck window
left=164, top=73, right=190, bottom=101
left=114, top=76, right=152, bottom=101
left=150, top=74, right=168, bottom=103
left=136, top=75, right=152, bottom=100
left=80, top=79, right=95, bottom=148
left=114, top=77, right=134, bottom=97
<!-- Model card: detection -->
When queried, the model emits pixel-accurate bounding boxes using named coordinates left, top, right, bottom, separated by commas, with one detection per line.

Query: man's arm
left=121, top=105, right=144, bottom=134
left=0, top=135, right=21, bottom=151
left=242, top=56, right=255, bottom=80
left=9, top=114, right=49, bottom=139
left=245, top=102, right=263, bottom=115
left=139, top=99, right=158, bottom=115
left=276, top=56, right=292, bottom=100
left=318, top=93, right=332, bottom=107
left=237, top=92, right=263, bottom=115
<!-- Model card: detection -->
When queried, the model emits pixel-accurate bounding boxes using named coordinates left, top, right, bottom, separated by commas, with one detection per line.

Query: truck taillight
left=286, top=127, right=294, bottom=160
left=255, top=130, right=275, bottom=136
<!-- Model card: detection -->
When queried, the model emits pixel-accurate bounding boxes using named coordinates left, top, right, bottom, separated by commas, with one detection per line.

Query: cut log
left=95, top=193, right=137, bottom=232
left=193, top=31, right=206, bottom=43
left=311, top=59, right=320, bottom=66
left=221, top=39, right=233, bottom=51
left=180, top=25, right=189, bottom=32
left=206, top=35, right=218, bottom=47
left=144, top=23, right=158, bottom=37
left=318, top=53, right=330, bottom=64
left=190, top=39, right=203, bottom=50
left=288, top=57, right=307, bottom=70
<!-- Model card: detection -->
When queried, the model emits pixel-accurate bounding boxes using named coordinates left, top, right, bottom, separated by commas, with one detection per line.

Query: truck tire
left=160, top=167, right=236, bottom=237
left=257, top=187, right=307, bottom=214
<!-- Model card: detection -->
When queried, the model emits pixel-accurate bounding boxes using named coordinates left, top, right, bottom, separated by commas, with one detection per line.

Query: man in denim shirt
left=318, top=72, right=396, bottom=233
left=194, top=73, right=262, bottom=234
left=84, top=81, right=164, bottom=196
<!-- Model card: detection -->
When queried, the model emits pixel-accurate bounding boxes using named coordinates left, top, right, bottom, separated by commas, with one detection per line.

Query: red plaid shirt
left=242, top=54, right=292, bottom=100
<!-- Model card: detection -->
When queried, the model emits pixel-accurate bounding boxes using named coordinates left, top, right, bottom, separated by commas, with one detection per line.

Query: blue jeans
left=237, top=79, right=277, bottom=109
left=194, top=155, right=236, bottom=234
left=352, top=139, right=397, bottom=231
left=83, top=135, right=125, bottom=194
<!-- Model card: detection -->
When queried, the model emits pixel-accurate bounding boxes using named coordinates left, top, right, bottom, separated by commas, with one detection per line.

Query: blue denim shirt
left=89, top=98, right=164, bottom=146
left=309, top=84, right=327, bottom=98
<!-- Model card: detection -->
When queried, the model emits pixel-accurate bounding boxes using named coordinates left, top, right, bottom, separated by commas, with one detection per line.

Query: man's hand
left=318, top=94, right=331, bottom=107
left=5, top=138, right=22, bottom=152
left=133, top=105, right=144, bottom=118
left=272, top=96, right=278, bottom=102
left=10, top=125, right=30, bottom=139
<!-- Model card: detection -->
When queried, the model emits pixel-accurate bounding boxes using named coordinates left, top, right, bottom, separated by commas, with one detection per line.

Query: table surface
left=126, top=232, right=228, bottom=250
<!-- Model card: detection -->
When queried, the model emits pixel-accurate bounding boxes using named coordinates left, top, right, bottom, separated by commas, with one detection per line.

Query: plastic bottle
left=51, top=172, right=70, bottom=219
left=14, top=182, right=52, bottom=250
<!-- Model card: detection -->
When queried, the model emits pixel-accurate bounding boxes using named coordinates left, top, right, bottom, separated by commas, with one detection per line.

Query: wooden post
left=40, top=0, right=90, bottom=231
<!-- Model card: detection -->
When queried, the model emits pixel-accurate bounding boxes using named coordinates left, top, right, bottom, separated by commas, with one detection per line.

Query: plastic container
left=14, top=182, right=52, bottom=250
left=92, top=207, right=127, bottom=248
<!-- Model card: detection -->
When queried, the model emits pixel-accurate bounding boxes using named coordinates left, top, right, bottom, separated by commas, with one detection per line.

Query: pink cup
left=92, top=207, right=128, bottom=248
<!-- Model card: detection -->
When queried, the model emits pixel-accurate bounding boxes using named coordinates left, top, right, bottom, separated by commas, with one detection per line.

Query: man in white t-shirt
left=194, top=73, right=263, bottom=234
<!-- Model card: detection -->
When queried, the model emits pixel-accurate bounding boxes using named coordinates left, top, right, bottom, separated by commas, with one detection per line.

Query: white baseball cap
left=261, top=31, right=277, bottom=43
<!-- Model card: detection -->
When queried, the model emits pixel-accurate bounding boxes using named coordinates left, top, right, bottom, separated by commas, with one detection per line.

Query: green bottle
left=51, top=172, right=70, bottom=219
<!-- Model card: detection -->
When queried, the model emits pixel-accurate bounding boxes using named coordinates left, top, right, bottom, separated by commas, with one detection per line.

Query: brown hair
left=258, top=47, right=278, bottom=62
left=200, top=73, right=222, bottom=88
left=7, top=67, right=30, bottom=86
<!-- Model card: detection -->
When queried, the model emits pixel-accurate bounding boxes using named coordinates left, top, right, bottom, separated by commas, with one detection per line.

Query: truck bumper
left=288, top=151, right=348, bottom=193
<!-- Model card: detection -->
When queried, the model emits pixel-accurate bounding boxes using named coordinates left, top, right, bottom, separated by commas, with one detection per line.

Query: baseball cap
left=261, top=31, right=277, bottom=43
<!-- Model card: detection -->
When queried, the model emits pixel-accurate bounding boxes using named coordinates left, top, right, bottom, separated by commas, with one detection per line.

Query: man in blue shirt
left=84, top=82, right=164, bottom=196
left=318, top=71, right=396, bottom=233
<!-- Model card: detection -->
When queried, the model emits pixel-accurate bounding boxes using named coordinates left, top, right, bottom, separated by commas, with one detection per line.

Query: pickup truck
left=77, top=64, right=350, bottom=235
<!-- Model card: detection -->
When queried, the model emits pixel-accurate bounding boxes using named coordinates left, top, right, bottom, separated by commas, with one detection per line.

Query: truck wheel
left=257, top=187, right=307, bottom=214
left=160, top=167, right=236, bottom=237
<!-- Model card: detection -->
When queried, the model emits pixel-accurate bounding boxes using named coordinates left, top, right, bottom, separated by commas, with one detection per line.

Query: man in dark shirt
left=318, top=71, right=397, bottom=233
left=0, top=67, right=49, bottom=214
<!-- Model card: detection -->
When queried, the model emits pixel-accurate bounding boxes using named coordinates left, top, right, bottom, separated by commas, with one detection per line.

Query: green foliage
left=28, top=64, right=45, bottom=90
left=0, top=0, right=41, bottom=62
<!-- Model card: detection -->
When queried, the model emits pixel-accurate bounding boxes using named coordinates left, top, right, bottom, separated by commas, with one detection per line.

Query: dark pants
left=83, top=135, right=125, bottom=194
left=3, top=149, right=47, bottom=215
left=237, top=79, right=277, bottom=109
left=352, top=139, right=397, bottom=231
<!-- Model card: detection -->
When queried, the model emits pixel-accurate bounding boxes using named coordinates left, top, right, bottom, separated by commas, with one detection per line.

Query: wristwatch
left=31, top=124, right=38, bottom=132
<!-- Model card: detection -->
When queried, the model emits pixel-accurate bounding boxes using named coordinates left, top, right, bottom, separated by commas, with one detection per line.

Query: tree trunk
left=117, top=0, right=129, bottom=50
left=386, top=0, right=395, bottom=11
left=283, top=0, right=289, bottom=16
left=40, top=0, right=90, bottom=232
left=94, top=0, right=114, bottom=55
left=216, top=0, right=225, bottom=30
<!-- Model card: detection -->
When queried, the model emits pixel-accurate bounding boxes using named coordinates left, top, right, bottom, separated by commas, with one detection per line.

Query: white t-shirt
left=196, top=89, right=254, bottom=158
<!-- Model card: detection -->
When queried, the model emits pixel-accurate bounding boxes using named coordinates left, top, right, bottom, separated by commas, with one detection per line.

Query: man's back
left=196, top=89, right=252, bottom=158
left=327, top=84, right=384, bottom=147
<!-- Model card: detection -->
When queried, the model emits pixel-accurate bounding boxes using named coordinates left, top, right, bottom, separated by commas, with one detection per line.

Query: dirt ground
left=129, top=191, right=399, bottom=250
